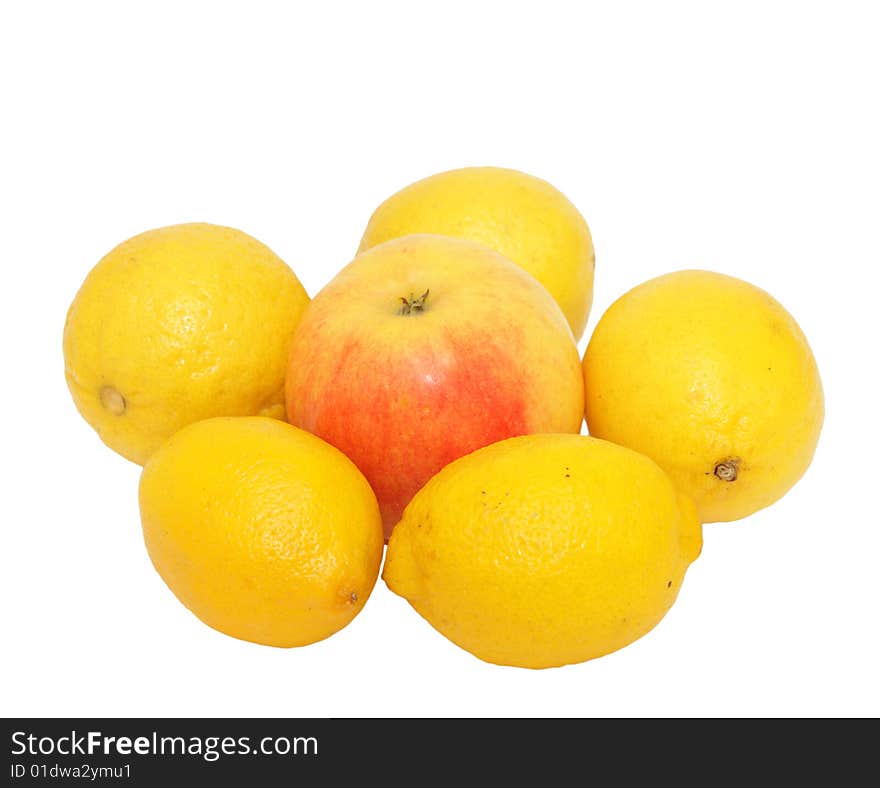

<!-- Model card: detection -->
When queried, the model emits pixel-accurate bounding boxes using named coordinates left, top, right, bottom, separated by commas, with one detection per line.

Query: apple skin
left=285, top=234, right=584, bottom=538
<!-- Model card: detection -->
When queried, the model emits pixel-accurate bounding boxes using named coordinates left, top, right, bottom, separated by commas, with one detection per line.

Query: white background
left=2, top=1, right=878, bottom=718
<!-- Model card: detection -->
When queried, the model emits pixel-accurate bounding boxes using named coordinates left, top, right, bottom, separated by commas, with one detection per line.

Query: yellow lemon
left=583, top=270, right=824, bottom=522
left=383, top=434, right=701, bottom=669
left=358, top=167, right=595, bottom=339
left=139, top=417, right=384, bottom=648
left=63, top=223, right=309, bottom=464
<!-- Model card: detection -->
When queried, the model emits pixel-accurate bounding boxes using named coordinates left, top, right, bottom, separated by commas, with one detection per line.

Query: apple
left=285, top=234, right=584, bottom=538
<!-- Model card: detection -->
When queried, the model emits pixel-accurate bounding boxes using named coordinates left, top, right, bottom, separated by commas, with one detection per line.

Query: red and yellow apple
left=285, top=234, right=584, bottom=537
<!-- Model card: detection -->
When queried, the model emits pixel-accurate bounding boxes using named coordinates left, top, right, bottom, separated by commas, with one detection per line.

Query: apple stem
left=399, top=289, right=430, bottom=315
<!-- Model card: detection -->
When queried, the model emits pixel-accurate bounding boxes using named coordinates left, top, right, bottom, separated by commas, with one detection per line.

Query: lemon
left=358, top=167, right=595, bottom=339
left=583, top=270, right=824, bottom=522
left=383, top=434, right=701, bottom=669
left=139, top=417, right=384, bottom=648
left=63, top=223, right=309, bottom=464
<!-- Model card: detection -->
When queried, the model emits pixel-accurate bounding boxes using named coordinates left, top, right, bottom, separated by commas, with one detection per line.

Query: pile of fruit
left=63, top=167, right=823, bottom=669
